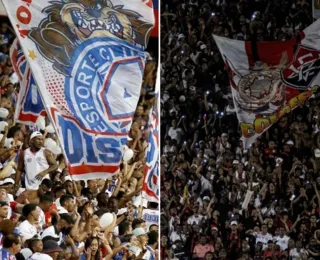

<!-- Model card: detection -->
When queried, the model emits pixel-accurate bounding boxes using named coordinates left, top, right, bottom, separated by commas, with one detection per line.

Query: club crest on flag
left=25, top=0, right=154, bottom=134
left=281, top=45, right=320, bottom=89
left=65, top=38, right=144, bottom=132
left=28, top=0, right=153, bottom=76
left=226, top=54, right=287, bottom=115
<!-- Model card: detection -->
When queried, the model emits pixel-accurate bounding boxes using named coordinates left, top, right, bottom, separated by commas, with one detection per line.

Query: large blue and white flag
left=10, top=38, right=46, bottom=125
left=3, top=0, right=155, bottom=180
left=142, top=66, right=159, bottom=202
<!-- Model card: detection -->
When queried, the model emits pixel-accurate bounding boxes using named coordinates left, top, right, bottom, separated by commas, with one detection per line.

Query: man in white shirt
left=289, top=240, right=308, bottom=260
left=18, top=203, right=40, bottom=242
left=41, top=213, right=74, bottom=245
left=170, top=225, right=187, bottom=244
left=254, top=224, right=273, bottom=250
left=142, top=202, right=159, bottom=231
left=57, top=194, right=74, bottom=214
left=143, top=231, right=158, bottom=260
left=216, top=133, right=231, bottom=154
left=15, top=131, right=58, bottom=191
left=187, top=207, right=204, bottom=226
left=274, top=227, right=290, bottom=251
left=167, top=120, right=184, bottom=145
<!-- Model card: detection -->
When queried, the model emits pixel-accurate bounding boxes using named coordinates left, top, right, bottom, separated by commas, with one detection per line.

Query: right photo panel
left=161, top=1, right=320, bottom=260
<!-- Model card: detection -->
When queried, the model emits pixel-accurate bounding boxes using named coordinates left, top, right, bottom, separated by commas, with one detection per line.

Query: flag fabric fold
left=3, top=0, right=155, bottom=180
left=151, top=0, right=159, bottom=37
left=213, top=18, right=320, bottom=148
left=142, top=65, right=159, bottom=202
left=10, top=38, right=45, bottom=125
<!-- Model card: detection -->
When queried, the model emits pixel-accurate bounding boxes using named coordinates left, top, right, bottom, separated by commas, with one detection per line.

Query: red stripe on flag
left=244, top=39, right=296, bottom=67
left=151, top=10, right=158, bottom=37
left=18, top=113, right=38, bottom=122
left=244, top=41, right=254, bottom=67
left=68, top=164, right=119, bottom=175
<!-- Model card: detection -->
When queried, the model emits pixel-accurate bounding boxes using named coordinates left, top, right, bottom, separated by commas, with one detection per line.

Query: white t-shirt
left=289, top=248, right=308, bottom=260
left=235, top=171, right=247, bottom=182
left=27, top=252, right=53, bottom=260
left=37, top=207, right=46, bottom=230
left=24, top=148, right=49, bottom=190
left=254, top=232, right=273, bottom=249
left=168, top=127, right=183, bottom=144
left=18, top=220, right=38, bottom=242
left=55, top=198, right=61, bottom=207
left=216, top=141, right=231, bottom=154
left=142, top=209, right=159, bottom=231
left=163, top=145, right=175, bottom=156
left=6, top=195, right=13, bottom=219
left=117, top=208, right=128, bottom=216
left=200, top=176, right=212, bottom=193
left=57, top=206, right=68, bottom=214
left=143, top=245, right=155, bottom=260
left=187, top=215, right=203, bottom=226
left=41, top=225, right=63, bottom=245
left=274, top=235, right=290, bottom=251
left=113, top=226, right=119, bottom=236
left=170, top=231, right=187, bottom=244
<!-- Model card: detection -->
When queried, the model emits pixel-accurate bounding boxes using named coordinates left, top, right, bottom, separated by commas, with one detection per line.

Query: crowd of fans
left=160, top=0, right=319, bottom=259
left=0, top=17, right=159, bottom=260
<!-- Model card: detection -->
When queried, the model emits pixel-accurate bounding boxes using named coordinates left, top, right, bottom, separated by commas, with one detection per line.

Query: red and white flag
left=214, top=19, right=320, bottom=148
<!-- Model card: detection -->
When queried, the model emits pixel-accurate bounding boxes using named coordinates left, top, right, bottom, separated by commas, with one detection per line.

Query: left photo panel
left=0, top=0, right=159, bottom=259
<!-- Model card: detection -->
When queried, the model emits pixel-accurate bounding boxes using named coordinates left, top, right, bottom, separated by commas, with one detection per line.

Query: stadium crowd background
left=0, top=16, right=159, bottom=260
left=160, top=0, right=320, bottom=259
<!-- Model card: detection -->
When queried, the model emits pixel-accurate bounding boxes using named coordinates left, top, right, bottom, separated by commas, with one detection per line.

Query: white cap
left=133, top=227, right=148, bottom=237
left=231, top=221, right=238, bottom=226
left=200, top=44, right=207, bottom=50
left=4, top=138, right=13, bottom=148
left=233, top=160, right=239, bottom=165
left=45, top=124, right=55, bottom=134
left=203, top=196, right=210, bottom=201
left=0, top=108, right=9, bottom=119
left=20, top=248, right=33, bottom=259
left=2, top=178, right=14, bottom=185
left=64, top=176, right=72, bottom=182
left=221, top=133, right=228, bottom=137
left=28, top=253, right=53, bottom=260
left=197, top=41, right=204, bottom=47
left=30, top=131, right=42, bottom=140
left=286, top=140, right=294, bottom=145
left=48, top=145, right=62, bottom=155
left=178, top=34, right=185, bottom=40
left=0, top=121, right=8, bottom=132
left=179, top=95, right=186, bottom=102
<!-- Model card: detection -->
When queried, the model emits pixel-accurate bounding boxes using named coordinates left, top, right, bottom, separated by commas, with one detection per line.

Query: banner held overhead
left=3, top=0, right=155, bottom=180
